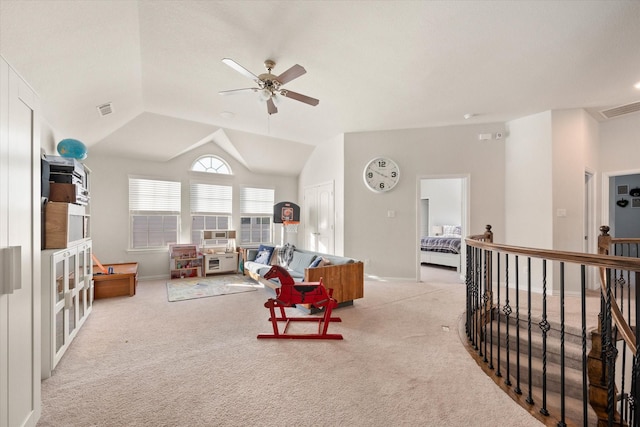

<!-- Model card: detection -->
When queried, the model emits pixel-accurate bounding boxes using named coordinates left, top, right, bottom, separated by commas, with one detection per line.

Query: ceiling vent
left=96, top=102, right=113, bottom=117
left=599, top=101, right=640, bottom=119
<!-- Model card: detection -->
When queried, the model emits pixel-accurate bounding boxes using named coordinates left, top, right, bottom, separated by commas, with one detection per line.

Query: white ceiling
left=1, top=1, right=639, bottom=173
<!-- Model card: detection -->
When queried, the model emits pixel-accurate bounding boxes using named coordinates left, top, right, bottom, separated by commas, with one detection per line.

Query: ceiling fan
left=219, top=58, right=319, bottom=115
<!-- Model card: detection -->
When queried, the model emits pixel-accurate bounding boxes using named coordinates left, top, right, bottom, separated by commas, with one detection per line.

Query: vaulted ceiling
left=1, top=1, right=639, bottom=175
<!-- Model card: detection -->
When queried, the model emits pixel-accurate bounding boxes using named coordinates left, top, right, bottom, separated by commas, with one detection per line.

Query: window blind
left=190, top=183, right=232, bottom=214
left=129, top=178, right=181, bottom=213
left=240, top=187, right=274, bottom=214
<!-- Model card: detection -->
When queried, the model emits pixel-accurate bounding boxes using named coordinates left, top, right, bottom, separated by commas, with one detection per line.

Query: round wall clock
left=363, top=157, right=400, bottom=193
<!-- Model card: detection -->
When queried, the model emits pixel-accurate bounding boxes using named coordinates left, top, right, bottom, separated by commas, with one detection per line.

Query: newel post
left=483, top=224, right=493, bottom=243
left=598, top=225, right=611, bottom=256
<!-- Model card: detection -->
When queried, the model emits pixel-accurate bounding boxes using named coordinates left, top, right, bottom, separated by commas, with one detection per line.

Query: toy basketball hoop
left=283, top=221, right=299, bottom=233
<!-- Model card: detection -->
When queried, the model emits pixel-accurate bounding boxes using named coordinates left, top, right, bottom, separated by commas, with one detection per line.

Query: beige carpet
left=38, top=268, right=544, bottom=426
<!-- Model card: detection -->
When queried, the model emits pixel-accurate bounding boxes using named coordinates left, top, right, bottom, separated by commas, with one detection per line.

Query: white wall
left=298, top=134, right=345, bottom=255
left=505, top=111, right=553, bottom=249
left=341, top=124, right=506, bottom=279
left=506, top=109, right=600, bottom=294
left=84, top=142, right=298, bottom=279
left=420, top=178, right=462, bottom=234
left=551, top=109, right=599, bottom=252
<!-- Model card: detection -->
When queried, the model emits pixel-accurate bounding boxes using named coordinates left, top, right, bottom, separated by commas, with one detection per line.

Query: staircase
left=478, top=310, right=598, bottom=426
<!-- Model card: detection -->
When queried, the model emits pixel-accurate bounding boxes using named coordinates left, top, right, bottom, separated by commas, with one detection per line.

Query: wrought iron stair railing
left=465, top=225, right=640, bottom=427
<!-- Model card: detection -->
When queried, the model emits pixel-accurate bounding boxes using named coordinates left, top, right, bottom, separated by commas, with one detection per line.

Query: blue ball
left=57, top=138, right=87, bottom=160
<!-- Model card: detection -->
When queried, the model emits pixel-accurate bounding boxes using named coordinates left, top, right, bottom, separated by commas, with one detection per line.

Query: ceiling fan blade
left=276, top=64, right=306, bottom=85
left=222, top=58, right=260, bottom=82
left=279, top=89, right=319, bottom=106
left=267, top=98, right=278, bottom=115
left=218, top=88, right=258, bottom=95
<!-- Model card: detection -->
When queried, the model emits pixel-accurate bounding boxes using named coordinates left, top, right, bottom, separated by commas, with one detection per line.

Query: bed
left=420, top=225, right=462, bottom=269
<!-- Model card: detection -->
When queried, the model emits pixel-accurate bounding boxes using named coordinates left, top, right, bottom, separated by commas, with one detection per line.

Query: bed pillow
left=442, top=225, right=462, bottom=237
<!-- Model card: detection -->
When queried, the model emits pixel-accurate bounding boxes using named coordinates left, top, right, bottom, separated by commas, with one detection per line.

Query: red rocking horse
left=257, top=265, right=343, bottom=340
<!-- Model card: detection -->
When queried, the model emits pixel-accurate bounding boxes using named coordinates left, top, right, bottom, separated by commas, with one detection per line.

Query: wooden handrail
left=598, top=266, right=636, bottom=356
left=465, top=238, right=640, bottom=271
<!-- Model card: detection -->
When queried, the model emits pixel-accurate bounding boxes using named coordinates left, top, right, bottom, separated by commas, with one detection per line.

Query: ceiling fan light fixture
left=220, top=57, right=319, bottom=115
left=259, top=88, right=272, bottom=101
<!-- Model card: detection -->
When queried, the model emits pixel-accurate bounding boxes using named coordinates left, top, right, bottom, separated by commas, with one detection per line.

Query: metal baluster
left=539, top=260, right=550, bottom=416
left=604, top=268, right=617, bottom=427
left=514, top=255, right=522, bottom=395
left=558, top=262, right=566, bottom=427
left=620, top=269, right=628, bottom=423
left=526, top=257, right=534, bottom=405
left=496, top=253, right=502, bottom=377
left=487, top=249, right=493, bottom=369
left=466, top=245, right=472, bottom=342
left=632, top=352, right=639, bottom=427
left=482, top=248, right=488, bottom=361
left=470, top=247, right=478, bottom=349
left=504, top=254, right=512, bottom=386
left=581, top=265, right=589, bottom=426
left=633, top=269, right=640, bottom=427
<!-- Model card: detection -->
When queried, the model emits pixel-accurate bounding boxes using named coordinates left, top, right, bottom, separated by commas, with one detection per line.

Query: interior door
left=0, top=57, right=40, bottom=427
left=304, top=182, right=335, bottom=254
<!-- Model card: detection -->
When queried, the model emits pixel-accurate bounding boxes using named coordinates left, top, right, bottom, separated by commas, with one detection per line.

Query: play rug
left=166, top=275, right=259, bottom=302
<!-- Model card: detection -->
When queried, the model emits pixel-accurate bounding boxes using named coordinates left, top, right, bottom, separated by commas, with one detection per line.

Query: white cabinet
left=0, top=56, right=41, bottom=426
left=41, top=240, right=93, bottom=379
left=203, top=252, right=238, bottom=275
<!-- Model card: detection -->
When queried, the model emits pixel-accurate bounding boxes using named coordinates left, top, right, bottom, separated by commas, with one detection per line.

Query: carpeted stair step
left=480, top=312, right=589, bottom=402
left=486, top=316, right=589, bottom=372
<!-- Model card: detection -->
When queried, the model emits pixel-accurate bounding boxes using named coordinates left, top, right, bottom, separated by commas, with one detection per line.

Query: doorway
left=584, top=170, right=594, bottom=289
left=603, top=170, right=640, bottom=238
left=417, top=176, right=469, bottom=282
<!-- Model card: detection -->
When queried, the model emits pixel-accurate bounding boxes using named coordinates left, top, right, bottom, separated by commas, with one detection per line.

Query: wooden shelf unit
left=169, top=244, right=202, bottom=279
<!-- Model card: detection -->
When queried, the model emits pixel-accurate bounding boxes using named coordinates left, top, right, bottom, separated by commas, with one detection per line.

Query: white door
left=0, top=57, right=41, bottom=427
left=304, top=182, right=335, bottom=254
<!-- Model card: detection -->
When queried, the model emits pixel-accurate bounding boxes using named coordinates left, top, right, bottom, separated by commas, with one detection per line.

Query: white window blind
left=129, top=178, right=181, bottom=213
left=129, top=178, right=181, bottom=249
left=240, top=187, right=274, bottom=214
left=190, top=183, right=232, bottom=214
left=240, top=187, right=274, bottom=244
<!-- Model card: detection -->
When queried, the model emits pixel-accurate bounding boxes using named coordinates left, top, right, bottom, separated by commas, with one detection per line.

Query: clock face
left=363, top=157, right=400, bottom=193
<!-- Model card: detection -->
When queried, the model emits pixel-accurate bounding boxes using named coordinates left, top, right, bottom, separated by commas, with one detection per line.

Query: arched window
left=191, top=155, right=232, bottom=175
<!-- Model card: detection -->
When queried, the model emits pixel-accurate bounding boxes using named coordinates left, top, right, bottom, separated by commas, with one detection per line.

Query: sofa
left=242, top=244, right=364, bottom=308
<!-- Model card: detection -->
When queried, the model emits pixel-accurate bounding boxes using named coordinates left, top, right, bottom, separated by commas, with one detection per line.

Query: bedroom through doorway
left=417, top=176, right=468, bottom=282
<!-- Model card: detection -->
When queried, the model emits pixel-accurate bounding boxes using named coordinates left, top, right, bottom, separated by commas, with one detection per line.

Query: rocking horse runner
left=257, top=265, right=343, bottom=340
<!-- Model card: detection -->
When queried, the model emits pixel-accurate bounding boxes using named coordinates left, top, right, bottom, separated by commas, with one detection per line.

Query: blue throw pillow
left=254, top=245, right=274, bottom=264
left=309, top=257, right=323, bottom=268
